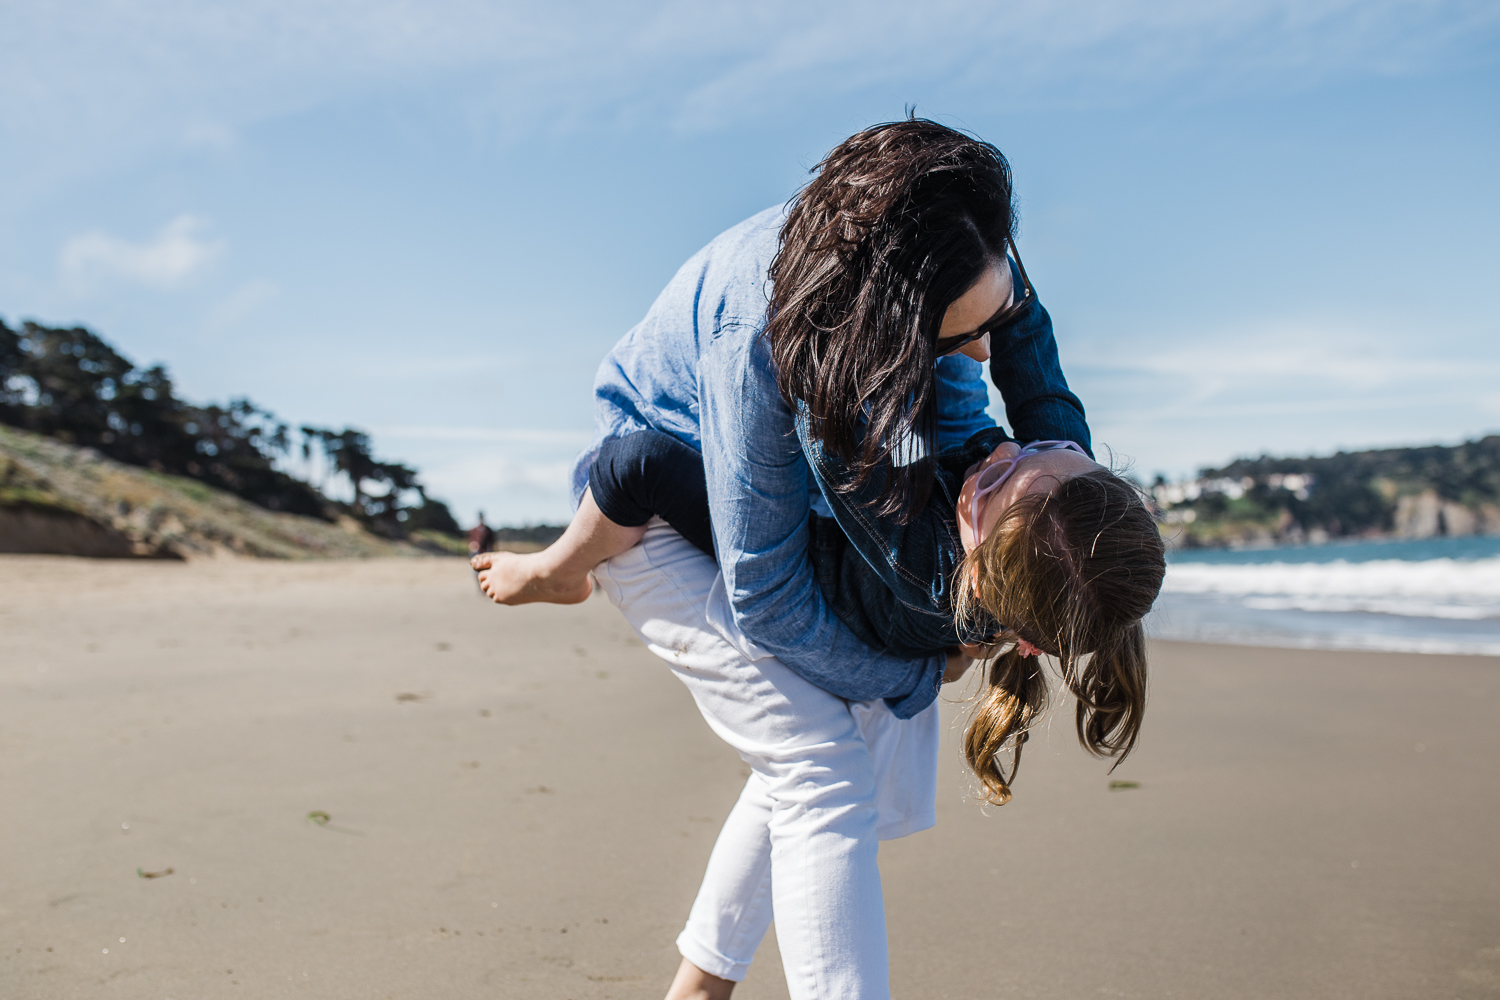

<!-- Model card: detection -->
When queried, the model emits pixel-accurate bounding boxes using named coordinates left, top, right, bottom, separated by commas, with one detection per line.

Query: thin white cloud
left=418, top=452, right=579, bottom=524
left=3, top=0, right=1494, bottom=197
left=206, top=278, right=279, bottom=330
left=182, top=120, right=241, bottom=151
left=59, top=215, right=224, bottom=291
left=1075, top=317, right=1500, bottom=395
left=375, top=426, right=593, bottom=445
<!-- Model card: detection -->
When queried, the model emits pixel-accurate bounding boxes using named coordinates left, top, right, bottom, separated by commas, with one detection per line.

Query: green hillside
left=1, top=317, right=470, bottom=558
left=0, top=424, right=457, bottom=558
left=1153, top=436, right=1500, bottom=548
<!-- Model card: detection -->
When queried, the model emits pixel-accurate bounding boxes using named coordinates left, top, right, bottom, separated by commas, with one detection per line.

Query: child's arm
left=986, top=269, right=1092, bottom=453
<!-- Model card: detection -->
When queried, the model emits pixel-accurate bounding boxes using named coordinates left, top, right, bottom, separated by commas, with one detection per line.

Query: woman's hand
left=943, top=641, right=997, bottom=683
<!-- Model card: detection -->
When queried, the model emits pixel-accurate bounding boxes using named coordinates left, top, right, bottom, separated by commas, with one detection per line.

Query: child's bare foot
left=467, top=489, right=646, bottom=607
left=471, top=551, right=593, bottom=605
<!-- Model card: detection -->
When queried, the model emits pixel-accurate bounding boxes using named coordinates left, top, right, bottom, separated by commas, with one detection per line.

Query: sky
left=2, top=0, right=1497, bottom=525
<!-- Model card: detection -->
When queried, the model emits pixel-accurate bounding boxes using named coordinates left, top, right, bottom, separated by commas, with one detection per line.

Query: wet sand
left=2, top=555, right=1497, bottom=999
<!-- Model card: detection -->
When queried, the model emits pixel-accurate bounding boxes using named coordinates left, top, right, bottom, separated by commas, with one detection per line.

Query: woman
left=546, top=119, right=1086, bottom=999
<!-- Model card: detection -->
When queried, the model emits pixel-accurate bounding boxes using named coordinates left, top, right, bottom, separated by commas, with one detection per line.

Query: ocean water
left=1148, top=535, right=1500, bottom=655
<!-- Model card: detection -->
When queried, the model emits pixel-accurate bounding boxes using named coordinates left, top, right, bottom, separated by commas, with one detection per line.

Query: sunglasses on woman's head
left=934, top=248, right=1036, bottom=357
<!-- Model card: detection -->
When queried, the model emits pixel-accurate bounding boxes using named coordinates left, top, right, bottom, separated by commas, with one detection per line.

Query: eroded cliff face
left=1392, top=490, right=1500, bottom=539
left=0, top=505, right=148, bottom=557
left=0, top=426, right=419, bottom=560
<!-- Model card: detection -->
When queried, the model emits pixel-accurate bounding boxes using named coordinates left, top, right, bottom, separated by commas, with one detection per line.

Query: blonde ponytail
left=962, top=646, right=1048, bottom=805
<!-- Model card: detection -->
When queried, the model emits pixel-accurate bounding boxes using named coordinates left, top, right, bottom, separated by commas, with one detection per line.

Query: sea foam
left=1162, top=557, right=1500, bottom=621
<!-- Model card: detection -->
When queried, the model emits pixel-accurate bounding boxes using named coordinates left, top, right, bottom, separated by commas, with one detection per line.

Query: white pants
left=592, top=522, right=939, bottom=1000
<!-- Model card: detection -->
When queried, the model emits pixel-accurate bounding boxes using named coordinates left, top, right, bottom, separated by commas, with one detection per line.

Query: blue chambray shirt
left=570, top=206, right=1088, bottom=717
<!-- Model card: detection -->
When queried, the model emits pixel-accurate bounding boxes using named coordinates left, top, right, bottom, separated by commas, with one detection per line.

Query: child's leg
left=471, top=430, right=715, bottom=605
left=589, top=430, right=715, bottom=558
left=472, top=487, right=644, bottom=604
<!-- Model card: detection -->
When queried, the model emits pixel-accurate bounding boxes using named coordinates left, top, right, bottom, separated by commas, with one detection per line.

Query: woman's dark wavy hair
left=768, top=117, right=1015, bottom=520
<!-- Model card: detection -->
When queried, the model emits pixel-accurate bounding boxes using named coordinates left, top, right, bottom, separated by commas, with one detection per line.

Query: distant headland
left=1152, top=437, right=1500, bottom=549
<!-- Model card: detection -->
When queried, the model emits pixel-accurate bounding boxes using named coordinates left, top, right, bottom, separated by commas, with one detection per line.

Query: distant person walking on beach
left=467, top=512, right=495, bottom=557
left=468, top=513, right=496, bottom=595
left=474, top=118, right=1163, bottom=999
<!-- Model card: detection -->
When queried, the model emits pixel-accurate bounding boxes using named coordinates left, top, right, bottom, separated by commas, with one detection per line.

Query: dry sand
left=2, top=555, right=1497, bottom=999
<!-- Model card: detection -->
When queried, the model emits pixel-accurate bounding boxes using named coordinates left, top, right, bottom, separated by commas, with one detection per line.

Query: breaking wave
left=1162, top=557, right=1500, bottom=621
left=1150, top=538, right=1500, bottom=654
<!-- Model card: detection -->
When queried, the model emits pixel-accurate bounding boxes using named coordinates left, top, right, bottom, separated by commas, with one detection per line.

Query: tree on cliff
left=0, top=317, right=459, bottom=537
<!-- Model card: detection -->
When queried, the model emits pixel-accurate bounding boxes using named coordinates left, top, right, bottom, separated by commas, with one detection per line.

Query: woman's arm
left=697, top=323, right=945, bottom=719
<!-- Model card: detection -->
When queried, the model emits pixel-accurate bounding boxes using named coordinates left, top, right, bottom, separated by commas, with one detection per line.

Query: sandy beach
left=2, top=554, right=1497, bottom=999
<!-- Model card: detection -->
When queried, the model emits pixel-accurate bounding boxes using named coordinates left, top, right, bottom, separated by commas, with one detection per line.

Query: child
left=473, top=424, right=1165, bottom=804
